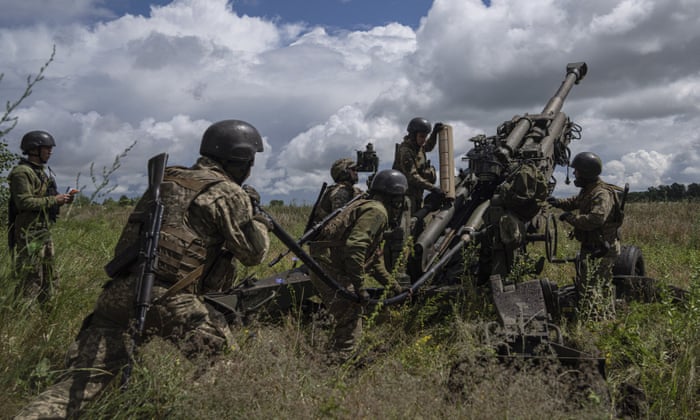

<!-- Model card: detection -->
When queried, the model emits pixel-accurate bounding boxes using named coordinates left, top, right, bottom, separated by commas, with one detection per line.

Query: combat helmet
left=406, top=117, right=431, bottom=134
left=20, top=130, right=56, bottom=154
left=570, top=152, right=602, bottom=180
left=330, top=158, right=356, bottom=182
left=369, top=169, right=408, bottom=196
left=200, top=120, right=263, bottom=164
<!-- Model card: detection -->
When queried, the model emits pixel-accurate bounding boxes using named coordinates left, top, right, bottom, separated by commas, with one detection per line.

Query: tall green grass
left=1, top=203, right=698, bottom=418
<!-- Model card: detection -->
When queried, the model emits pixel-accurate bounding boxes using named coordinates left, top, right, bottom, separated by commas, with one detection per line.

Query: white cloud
left=2, top=0, right=700, bottom=204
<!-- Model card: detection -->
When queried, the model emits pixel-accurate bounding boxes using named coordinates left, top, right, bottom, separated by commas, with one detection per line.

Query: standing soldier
left=392, top=117, right=444, bottom=215
left=547, top=152, right=624, bottom=319
left=15, top=120, right=271, bottom=419
left=311, top=158, right=363, bottom=224
left=308, top=169, right=407, bottom=362
left=8, top=130, right=75, bottom=303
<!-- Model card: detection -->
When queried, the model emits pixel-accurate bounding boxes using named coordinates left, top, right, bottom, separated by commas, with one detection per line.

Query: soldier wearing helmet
left=8, top=130, right=74, bottom=303
left=17, top=120, right=271, bottom=418
left=392, top=117, right=445, bottom=215
left=547, top=152, right=624, bottom=319
left=311, top=158, right=363, bottom=224
left=308, top=169, right=407, bottom=362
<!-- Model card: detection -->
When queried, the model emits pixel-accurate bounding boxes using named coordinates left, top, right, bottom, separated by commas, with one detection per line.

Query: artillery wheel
left=544, top=213, right=558, bottom=262
left=613, top=245, right=645, bottom=276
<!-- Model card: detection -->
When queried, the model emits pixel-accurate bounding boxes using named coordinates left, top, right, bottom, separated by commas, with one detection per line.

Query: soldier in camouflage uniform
left=311, top=158, right=363, bottom=224
left=392, top=117, right=444, bottom=215
left=15, top=120, right=270, bottom=419
left=547, top=152, right=623, bottom=317
left=308, top=169, right=407, bottom=361
left=8, top=130, right=75, bottom=303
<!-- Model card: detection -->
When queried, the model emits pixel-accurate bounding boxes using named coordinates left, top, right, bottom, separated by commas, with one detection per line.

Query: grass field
left=1, top=201, right=698, bottom=419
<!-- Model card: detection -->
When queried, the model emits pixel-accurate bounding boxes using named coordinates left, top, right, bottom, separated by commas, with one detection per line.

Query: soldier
left=392, top=117, right=444, bottom=215
left=308, top=169, right=407, bottom=362
left=8, top=130, right=75, bottom=303
left=547, top=152, right=623, bottom=318
left=15, top=120, right=270, bottom=419
left=311, top=158, right=363, bottom=224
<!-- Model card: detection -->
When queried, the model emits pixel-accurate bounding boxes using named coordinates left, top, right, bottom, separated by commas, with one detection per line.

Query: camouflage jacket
left=554, top=178, right=622, bottom=248
left=392, top=136, right=437, bottom=202
left=310, top=198, right=394, bottom=289
left=112, top=157, right=269, bottom=293
left=8, top=159, right=59, bottom=240
left=313, top=181, right=363, bottom=223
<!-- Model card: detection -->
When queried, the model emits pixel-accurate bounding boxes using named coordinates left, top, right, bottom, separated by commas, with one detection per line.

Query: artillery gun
left=205, top=62, right=684, bottom=366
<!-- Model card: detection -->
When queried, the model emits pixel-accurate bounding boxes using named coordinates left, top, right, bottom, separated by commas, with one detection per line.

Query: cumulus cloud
left=1, top=0, right=699, bottom=204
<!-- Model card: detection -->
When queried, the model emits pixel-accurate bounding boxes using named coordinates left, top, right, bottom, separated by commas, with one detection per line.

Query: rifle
left=268, top=192, right=365, bottom=267
left=122, top=152, right=168, bottom=388
left=304, top=182, right=328, bottom=234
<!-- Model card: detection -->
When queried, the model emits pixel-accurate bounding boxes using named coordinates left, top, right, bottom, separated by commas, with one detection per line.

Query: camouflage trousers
left=14, top=277, right=235, bottom=419
left=309, top=270, right=365, bottom=357
left=13, top=229, right=58, bottom=304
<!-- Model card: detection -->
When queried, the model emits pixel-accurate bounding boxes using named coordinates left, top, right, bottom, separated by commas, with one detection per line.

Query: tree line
left=626, top=183, right=700, bottom=202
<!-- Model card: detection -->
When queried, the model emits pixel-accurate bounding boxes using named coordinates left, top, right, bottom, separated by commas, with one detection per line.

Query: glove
left=253, top=213, right=273, bottom=231
left=430, top=185, right=442, bottom=194
left=433, top=122, right=445, bottom=133
left=546, top=196, right=559, bottom=207
left=559, top=211, right=574, bottom=223
left=242, top=184, right=260, bottom=207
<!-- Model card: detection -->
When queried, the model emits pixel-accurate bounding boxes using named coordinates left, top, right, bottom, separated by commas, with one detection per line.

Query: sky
left=1, top=0, right=698, bottom=204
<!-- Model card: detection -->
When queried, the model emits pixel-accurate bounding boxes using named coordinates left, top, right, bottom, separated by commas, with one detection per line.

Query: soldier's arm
left=191, top=182, right=270, bottom=266
left=569, top=190, right=612, bottom=231
left=556, top=195, right=579, bottom=212
left=342, top=207, right=385, bottom=289
left=398, top=148, right=434, bottom=191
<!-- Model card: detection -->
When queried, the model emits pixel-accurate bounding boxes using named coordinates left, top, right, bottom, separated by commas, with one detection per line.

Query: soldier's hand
left=433, top=122, right=445, bottom=133
left=54, top=193, right=72, bottom=206
left=242, top=184, right=260, bottom=207
left=559, top=211, right=574, bottom=223
left=253, top=213, right=273, bottom=231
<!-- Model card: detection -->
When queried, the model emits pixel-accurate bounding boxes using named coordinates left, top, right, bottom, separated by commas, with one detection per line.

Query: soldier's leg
left=14, top=315, right=129, bottom=419
left=148, top=289, right=236, bottom=358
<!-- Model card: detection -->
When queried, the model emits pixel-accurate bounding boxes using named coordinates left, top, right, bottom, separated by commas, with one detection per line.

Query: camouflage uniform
left=551, top=178, right=622, bottom=298
left=312, top=181, right=363, bottom=223
left=8, top=158, right=61, bottom=303
left=392, top=135, right=437, bottom=215
left=15, top=157, right=269, bottom=419
left=308, top=198, right=396, bottom=357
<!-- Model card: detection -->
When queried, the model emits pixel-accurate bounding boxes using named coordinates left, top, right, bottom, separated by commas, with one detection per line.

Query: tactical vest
left=573, top=181, right=624, bottom=246
left=155, top=166, right=229, bottom=284
left=112, top=166, right=228, bottom=285
left=311, top=198, right=385, bottom=270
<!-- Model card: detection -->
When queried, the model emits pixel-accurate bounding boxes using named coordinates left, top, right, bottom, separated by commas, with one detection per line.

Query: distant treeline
left=627, top=182, right=700, bottom=202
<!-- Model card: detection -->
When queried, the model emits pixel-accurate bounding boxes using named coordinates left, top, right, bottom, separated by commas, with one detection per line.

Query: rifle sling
left=156, top=264, right=205, bottom=302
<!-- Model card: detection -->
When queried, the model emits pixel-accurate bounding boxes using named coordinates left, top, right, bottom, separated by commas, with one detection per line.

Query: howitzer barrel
left=502, top=62, right=587, bottom=157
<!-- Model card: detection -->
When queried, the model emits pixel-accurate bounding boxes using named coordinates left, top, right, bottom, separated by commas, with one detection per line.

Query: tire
left=613, top=245, right=645, bottom=276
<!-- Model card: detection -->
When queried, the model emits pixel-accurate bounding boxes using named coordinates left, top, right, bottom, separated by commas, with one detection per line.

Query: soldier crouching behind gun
left=308, top=169, right=407, bottom=363
left=14, top=120, right=271, bottom=419
left=547, top=152, right=624, bottom=320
